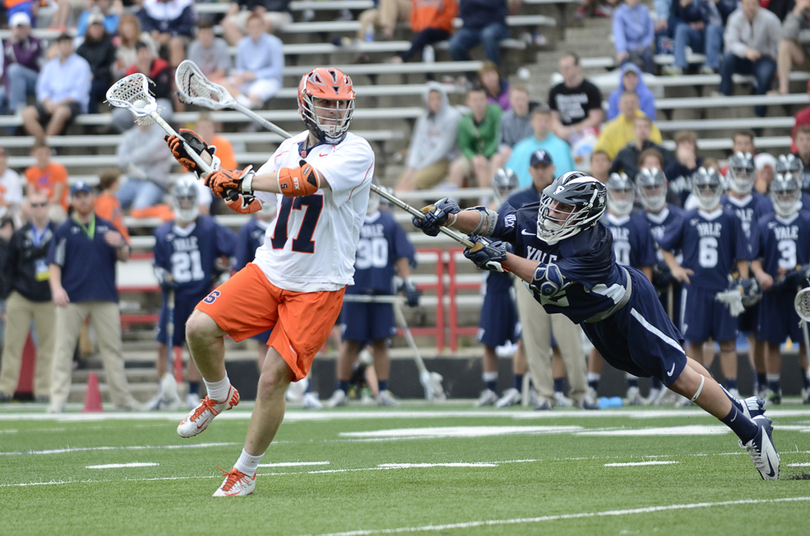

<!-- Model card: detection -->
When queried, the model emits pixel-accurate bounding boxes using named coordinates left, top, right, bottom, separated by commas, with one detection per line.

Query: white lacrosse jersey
left=252, top=131, right=375, bottom=292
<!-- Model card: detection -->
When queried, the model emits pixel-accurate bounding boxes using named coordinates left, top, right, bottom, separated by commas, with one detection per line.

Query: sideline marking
left=339, top=426, right=581, bottom=440
left=0, top=442, right=240, bottom=456
left=787, top=463, right=810, bottom=467
left=578, top=425, right=729, bottom=437
left=258, top=461, right=330, bottom=468
left=86, top=463, right=159, bottom=469
left=298, top=497, right=810, bottom=536
left=379, top=463, right=497, bottom=468
left=604, top=461, right=679, bottom=467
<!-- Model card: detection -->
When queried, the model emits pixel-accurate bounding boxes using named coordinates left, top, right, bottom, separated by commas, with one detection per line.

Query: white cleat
left=475, top=389, right=498, bottom=407
left=327, top=389, right=348, bottom=408
left=727, top=387, right=741, bottom=400
left=740, top=416, right=780, bottom=480
left=802, top=387, right=810, bottom=404
left=496, top=388, right=521, bottom=408
left=213, top=468, right=256, bottom=497
left=302, top=392, right=323, bottom=409
left=626, top=386, right=644, bottom=406
left=644, top=388, right=661, bottom=406
left=177, top=385, right=240, bottom=438
left=376, top=390, right=398, bottom=407
left=553, top=391, right=574, bottom=407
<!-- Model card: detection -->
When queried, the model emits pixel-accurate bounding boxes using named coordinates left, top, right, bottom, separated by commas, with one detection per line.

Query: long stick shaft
left=232, top=101, right=293, bottom=139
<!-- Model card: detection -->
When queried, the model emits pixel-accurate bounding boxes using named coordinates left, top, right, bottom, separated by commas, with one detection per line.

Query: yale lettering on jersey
left=359, top=223, right=385, bottom=238
left=694, top=221, right=722, bottom=238
left=609, top=226, right=630, bottom=242
left=526, top=246, right=557, bottom=264
left=649, top=224, right=665, bottom=242
left=172, top=236, right=200, bottom=252
left=773, top=225, right=799, bottom=241
left=733, top=207, right=754, bottom=236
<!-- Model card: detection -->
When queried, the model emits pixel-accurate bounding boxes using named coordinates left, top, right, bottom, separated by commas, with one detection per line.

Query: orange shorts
left=195, top=262, right=345, bottom=380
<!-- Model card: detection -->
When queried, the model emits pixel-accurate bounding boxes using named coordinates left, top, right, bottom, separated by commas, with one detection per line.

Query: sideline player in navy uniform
left=587, top=173, right=657, bottom=405
left=327, top=186, right=419, bottom=408
left=413, top=171, right=779, bottom=480
left=150, top=177, right=237, bottom=410
left=750, top=173, right=810, bottom=404
left=659, top=167, right=754, bottom=400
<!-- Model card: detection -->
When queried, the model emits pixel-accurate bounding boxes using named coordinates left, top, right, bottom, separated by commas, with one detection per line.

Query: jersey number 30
left=271, top=195, right=324, bottom=253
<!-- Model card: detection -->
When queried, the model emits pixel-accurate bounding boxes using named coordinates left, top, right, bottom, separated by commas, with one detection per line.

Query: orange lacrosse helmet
left=298, top=67, right=356, bottom=144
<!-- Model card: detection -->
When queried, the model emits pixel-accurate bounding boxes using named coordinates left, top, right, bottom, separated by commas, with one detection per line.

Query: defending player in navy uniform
left=327, top=186, right=418, bottom=408
left=414, top=170, right=780, bottom=480
left=750, top=173, right=810, bottom=405
left=722, top=152, right=772, bottom=398
left=150, top=177, right=237, bottom=410
left=776, top=154, right=810, bottom=210
left=637, top=167, right=686, bottom=404
left=475, top=168, right=522, bottom=406
left=659, top=167, right=755, bottom=399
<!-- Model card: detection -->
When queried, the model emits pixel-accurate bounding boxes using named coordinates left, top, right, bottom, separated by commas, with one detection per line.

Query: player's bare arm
left=661, top=249, right=693, bottom=285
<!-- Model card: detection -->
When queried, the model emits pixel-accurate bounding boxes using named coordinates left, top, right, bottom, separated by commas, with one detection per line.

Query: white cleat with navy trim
left=740, top=415, right=780, bottom=480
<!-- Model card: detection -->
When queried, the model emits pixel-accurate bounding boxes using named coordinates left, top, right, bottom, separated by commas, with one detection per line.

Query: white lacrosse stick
left=795, top=287, right=810, bottom=323
left=173, top=61, right=475, bottom=248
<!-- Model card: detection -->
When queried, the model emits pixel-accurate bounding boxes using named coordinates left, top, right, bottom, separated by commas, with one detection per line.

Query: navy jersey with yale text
left=491, top=203, right=629, bottom=324
left=645, top=205, right=685, bottom=262
left=234, top=218, right=271, bottom=271
left=753, top=209, right=810, bottom=280
left=603, top=212, right=657, bottom=269
left=153, top=216, right=237, bottom=298
left=721, top=192, right=773, bottom=240
left=658, top=208, right=753, bottom=291
left=346, top=210, right=416, bottom=295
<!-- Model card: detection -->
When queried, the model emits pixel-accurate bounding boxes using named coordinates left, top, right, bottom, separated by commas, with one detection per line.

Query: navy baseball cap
left=530, top=150, right=553, bottom=167
left=70, top=181, right=94, bottom=195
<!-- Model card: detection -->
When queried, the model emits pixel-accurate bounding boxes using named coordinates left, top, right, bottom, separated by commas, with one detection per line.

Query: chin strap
left=690, top=374, right=706, bottom=403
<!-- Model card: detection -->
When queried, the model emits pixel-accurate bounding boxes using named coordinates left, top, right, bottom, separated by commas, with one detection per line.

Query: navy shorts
left=251, top=328, right=272, bottom=344
left=679, top=285, right=738, bottom=343
left=156, top=292, right=205, bottom=348
left=656, top=281, right=683, bottom=331
left=757, top=292, right=804, bottom=345
left=477, top=284, right=519, bottom=347
left=738, top=301, right=759, bottom=334
left=582, top=266, right=688, bottom=387
left=340, top=299, right=397, bottom=343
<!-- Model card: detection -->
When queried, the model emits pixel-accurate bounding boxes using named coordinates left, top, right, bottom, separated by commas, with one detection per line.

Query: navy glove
left=652, top=260, right=676, bottom=292
left=771, top=265, right=810, bottom=293
left=396, top=276, right=421, bottom=307
left=738, top=277, right=761, bottom=308
left=463, top=236, right=511, bottom=273
left=412, top=198, right=460, bottom=237
left=154, top=267, right=176, bottom=291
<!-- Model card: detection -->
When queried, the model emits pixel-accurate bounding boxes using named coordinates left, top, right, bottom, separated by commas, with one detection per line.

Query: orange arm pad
left=277, top=161, right=320, bottom=198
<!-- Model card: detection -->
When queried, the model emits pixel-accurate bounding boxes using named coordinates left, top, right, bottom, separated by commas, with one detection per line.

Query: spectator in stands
left=718, top=0, right=781, bottom=117
left=113, top=41, right=173, bottom=133
left=478, top=61, right=510, bottom=111
left=77, top=13, right=117, bottom=114
left=0, top=216, right=11, bottom=351
left=188, top=18, right=231, bottom=83
left=447, top=85, right=502, bottom=190
left=21, top=34, right=91, bottom=144
left=607, top=63, right=655, bottom=121
left=0, top=191, right=56, bottom=404
left=116, top=122, right=174, bottom=211
left=358, top=0, right=411, bottom=42
left=548, top=52, right=603, bottom=146
left=774, top=0, right=810, bottom=96
left=221, top=13, right=284, bottom=109
left=507, top=103, right=575, bottom=188
left=222, top=0, right=292, bottom=46
left=113, top=14, right=154, bottom=80
left=389, top=0, right=457, bottom=64
left=794, top=124, right=810, bottom=193
left=664, top=130, right=704, bottom=205
left=1, top=12, right=44, bottom=116
left=46, top=181, right=140, bottom=413
left=754, top=152, right=777, bottom=194
left=448, top=0, right=509, bottom=66
left=395, top=82, right=461, bottom=192
left=613, top=0, right=655, bottom=73
left=489, top=84, right=534, bottom=180
left=76, top=0, right=121, bottom=37
left=593, top=91, right=662, bottom=159
left=196, top=113, right=238, bottom=171
left=663, top=0, right=731, bottom=76
left=609, top=115, right=671, bottom=180
left=25, top=141, right=68, bottom=222
left=138, top=0, right=196, bottom=68
left=589, top=149, right=612, bottom=182
left=94, top=168, right=130, bottom=243
left=0, top=148, right=23, bottom=221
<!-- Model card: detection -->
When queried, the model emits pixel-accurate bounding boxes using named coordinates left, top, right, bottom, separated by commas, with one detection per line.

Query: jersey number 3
left=271, top=195, right=324, bottom=253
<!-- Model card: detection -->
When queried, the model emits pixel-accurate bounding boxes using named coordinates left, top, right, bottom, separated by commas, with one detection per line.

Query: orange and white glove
left=224, top=192, right=263, bottom=214
left=164, top=129, right=219, bottom=177
left=205, top=166, right=255, bottom=199
left=277, top=160, right=320, bottom=197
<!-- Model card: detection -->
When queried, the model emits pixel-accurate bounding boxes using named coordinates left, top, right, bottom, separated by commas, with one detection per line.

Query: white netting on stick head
left=175, top=60, right=231, bottom=108
left=795, top=287, right=810, bottom=324
left=105, top=73, right=158, bottom=125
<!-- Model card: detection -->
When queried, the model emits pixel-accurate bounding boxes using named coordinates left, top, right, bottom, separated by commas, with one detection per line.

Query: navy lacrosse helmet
left=172, top=175, right=199, bottom=222
left=776, top=154, right=803, bottom=184
left=537, top=171, right=606, bottom=244
left=770, top=172, right=802, bottom=217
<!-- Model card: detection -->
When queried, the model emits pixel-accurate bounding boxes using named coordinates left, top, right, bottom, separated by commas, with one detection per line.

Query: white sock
left=233, top=449, right=263, bottom=476
left=204, top=376, right=231, bottom=402
left=483, top=371, right=498, bottom=382
left=587, top=372, right=601, bottom=383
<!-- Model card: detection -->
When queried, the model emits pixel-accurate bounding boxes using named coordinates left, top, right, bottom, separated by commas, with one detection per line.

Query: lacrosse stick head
left=175, top=60, right=234, bottom=109
left=105, top=73, right=158, bottom=126
left=795, top=287, right=810, bottom=323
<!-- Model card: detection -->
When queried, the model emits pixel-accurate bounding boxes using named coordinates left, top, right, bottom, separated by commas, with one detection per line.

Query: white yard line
left=258, top=461, right=330, bottom=467
left=787, top=462, right=810, bottom=467
left=86, top=463, right=159, bottom=469
left=298, top=497, right=810, bottom=536
left=604, top=461, right=679, bottom=467
left=0, top=442, right=240, bottom=456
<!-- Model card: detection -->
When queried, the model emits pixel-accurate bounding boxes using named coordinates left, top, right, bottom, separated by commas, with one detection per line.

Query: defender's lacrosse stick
left=795, top=286, right=810, bottom=351
left=173, top=61, right=475, bottom=248
left=342, top=294, right=446, bottom=402
left=166, top=288, right=184, bottom=385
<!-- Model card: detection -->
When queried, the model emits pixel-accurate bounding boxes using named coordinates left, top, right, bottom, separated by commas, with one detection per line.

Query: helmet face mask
left=172, top=177, right=199, bottom=223
left=536, top=171, right=607, bottom=244
left=492, top=168, right=519, bottom=202
left=298, top=68, right=355, bottom=145
left=776, top=154, right=804, bottom=185
left=605, top=172, right=634, bottom=216
left=635, top=167, right=667, bottom=213
left=770, top=172, right=802, bottom=217
left=692, top=167, right=723, bottom=211
left=727, top=151, right=755, bottom=195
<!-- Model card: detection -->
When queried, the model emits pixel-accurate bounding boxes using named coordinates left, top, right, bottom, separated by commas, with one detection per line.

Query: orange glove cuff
left=278, top=162, right=320, bottom=198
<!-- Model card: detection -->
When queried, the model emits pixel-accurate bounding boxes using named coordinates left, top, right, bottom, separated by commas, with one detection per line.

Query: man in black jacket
left=0, top=192, right=56, bottom=403
left=609, top=115, right=672, bottom=181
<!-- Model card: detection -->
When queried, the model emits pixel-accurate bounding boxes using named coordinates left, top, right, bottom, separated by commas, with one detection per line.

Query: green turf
left=1, top=401, right=808, bottom=536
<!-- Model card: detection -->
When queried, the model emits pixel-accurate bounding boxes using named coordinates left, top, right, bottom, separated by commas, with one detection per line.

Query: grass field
left=1, top=400, right=809, bottom=536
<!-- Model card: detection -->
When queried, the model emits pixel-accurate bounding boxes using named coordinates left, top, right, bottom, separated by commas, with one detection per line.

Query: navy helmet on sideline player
left=775, top=154, right=803, bottom=185
left=727, top=152, right=755, bottom=195
left=692, top=167, right=724, bottom=211
left=537, top=171, right=607, bottom=244
left=605, top=172, right=634, bottom=216
left=172, top=176, right=199, bottom=223
left=492, top=168, right=519, bottom=204
left=636, top=167, right=667, bottom=213
left=770, top=173, right=802, bottom=217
